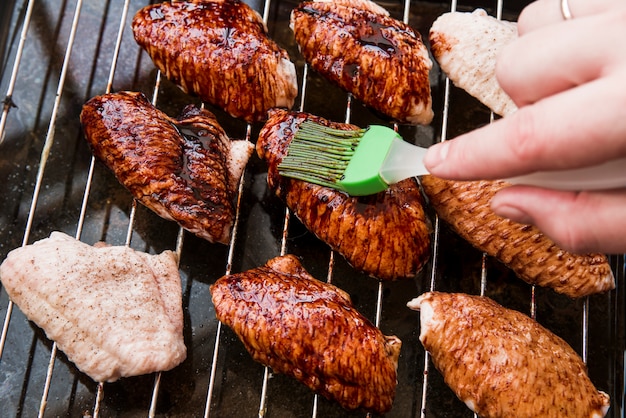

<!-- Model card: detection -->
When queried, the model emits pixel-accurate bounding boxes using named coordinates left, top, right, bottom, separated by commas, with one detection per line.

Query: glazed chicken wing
left=291, top=1, right=433, bottom=125
left=0, top=232, right=186, bottom=382
left=80, top=91, right=254, bottom=244
left=211, top=255, right=401, bottom=414
left=420, top=176, right=615, bottom=298
left=256, top=109, right=431, bottom=281
left=408, top=292, right=610, bottom=418
left=132, top=0, right=298, bottom=123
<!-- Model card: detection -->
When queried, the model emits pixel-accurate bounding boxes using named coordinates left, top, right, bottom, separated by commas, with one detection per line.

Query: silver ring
left=561, top=0, right=573, bottom=20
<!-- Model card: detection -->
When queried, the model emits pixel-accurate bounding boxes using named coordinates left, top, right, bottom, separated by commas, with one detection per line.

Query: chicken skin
left=211, top=255, right=401, bottom=414
left=407, top=292, right=610, bottom=418
left=429, top=9, right=518, bottom=117
left=132, top=0, right=298, bottom=123
left=420, top=176, right=614, bottom=298
left=290, top=1, right=433, bottom=125
left=0, top=232, right=186, bottom=382
left=80, top=91, right=254, bottom=244
left=256, top=109, right=431, bottom=281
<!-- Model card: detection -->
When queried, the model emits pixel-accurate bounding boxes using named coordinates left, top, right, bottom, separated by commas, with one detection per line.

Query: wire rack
left=0, top=0, right=623, bottom=417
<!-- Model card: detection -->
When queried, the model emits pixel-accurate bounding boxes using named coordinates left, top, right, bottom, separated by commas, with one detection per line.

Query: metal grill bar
left=0, top=0, right=87, bottom=415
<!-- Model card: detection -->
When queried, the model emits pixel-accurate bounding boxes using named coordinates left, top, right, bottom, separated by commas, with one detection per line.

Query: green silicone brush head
left=277, top=121, right=399, bottom=196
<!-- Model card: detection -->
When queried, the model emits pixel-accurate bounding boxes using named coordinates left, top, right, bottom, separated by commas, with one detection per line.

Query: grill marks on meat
left=290, top=1, right=433, bottom=125
left=429, top=9, right=518, bottom=117
left=211, top=255, right=401, bottom=414
left=0, top=232, right=186, bottom=382
left=257, top=109, right=431, bottom=281
left=80, top=91, right=254, bottom=244
left=420, top=176, right=615, bottom=298
left=408, top=292, right=610, bottom=418
left=132, top=0, right=298, bottom=123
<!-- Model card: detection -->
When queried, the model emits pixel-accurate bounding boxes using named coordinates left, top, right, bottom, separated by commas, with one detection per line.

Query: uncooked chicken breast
left=407, top=292, right=610, bottom=418
left=257, top=109, right=431, bottom=281
left=80, top=91, right=254, bottom=244
left=420, top=176, right=615, bottom=298
left=291, top=1, right=433, bottom=125
left=430, top=9, right=518, bottom=117
left=0, top=232, right=186, bottom=382
left=132, top=0, right=298, bottom=123
left=211, top=255, right=401, bottom=414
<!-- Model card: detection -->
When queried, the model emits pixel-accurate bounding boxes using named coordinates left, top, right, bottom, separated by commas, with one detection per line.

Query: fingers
left=424, top=73, right=626, bottom=180
left=497, top=10, right=626, bottom=107
left=490, top=186, right=626, bottom=254
left=517, top=0, right=622, bottom=35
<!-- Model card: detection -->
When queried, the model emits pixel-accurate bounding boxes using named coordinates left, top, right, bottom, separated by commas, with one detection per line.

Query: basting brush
left=277, top=120, right=626, bottom=196
left=277, top=121, right=427, bottom=196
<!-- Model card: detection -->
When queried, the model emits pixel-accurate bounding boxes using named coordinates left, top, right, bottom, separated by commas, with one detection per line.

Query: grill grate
left=0, top=1, right=624, bottom=417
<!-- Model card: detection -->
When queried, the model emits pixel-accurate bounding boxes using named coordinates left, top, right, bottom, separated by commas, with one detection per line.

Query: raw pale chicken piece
left=420, top=176, right=614, bottom=298
left=407, top=292, right=610, bottom=418
left=0, top=232, right=186, bottom=382
left=257, top=109, right=431, bottom=281
left=430, top=9, right=518, bottom=117
left=132, top=0, right=298, bottom=123
left=291, top=1, right=433, bottom=124
left=211, top=255, right=401, bottom=414
left=81, top=91, right=254, bottom=244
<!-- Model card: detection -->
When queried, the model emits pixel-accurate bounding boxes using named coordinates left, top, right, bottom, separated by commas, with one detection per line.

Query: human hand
left=423, top=0, right=626, bottom=254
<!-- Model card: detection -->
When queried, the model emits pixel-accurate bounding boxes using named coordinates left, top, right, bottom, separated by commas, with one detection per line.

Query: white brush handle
left=507, top=158, right=626, bottom=190
left=380, top=137, right=626, bottom=191
left=378, top=137, right=430, bottom=184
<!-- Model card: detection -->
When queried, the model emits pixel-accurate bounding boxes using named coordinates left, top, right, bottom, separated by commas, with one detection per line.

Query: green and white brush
left=277, top=121, right=427, bottom=196
left=277, top=120, right=626, bottom=196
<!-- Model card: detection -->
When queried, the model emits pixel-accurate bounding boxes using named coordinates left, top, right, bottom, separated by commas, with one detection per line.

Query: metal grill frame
left=0, top=0, right=623, bottom=417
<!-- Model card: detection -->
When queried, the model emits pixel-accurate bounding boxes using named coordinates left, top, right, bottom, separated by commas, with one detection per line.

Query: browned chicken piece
left=407, top=292, right=610, bottom=418
left=420, top=176, right=615, bottom=298
left=326, top=0, right=390, bottom=16
left=0, top=232, right=186, bottom=382
left=290, top=1, right=433, bottom=125
left=80, top=91, right=254, bottom=244
left=132, top=0, right=298, bottom=123
left=256, top=109, right=431, bottom=281
left=430, top=9, right=518, bottom=117
left=211, top=255, right=401, bottom=414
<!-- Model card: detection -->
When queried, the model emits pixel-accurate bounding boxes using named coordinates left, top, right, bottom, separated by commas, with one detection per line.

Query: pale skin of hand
left=423, top=0, right=626, bottom=254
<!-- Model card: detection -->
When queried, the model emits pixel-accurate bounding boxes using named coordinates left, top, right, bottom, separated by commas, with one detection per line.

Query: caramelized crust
left=80, top=91, right=253, bottom=244
left=290, top=1, right=433, bottom=125
left=132, top=0, right=297, bottom=123
left=257, top=109, right=431, bottom=281
left=408, top=292, right=610, bottom=418
left=211, top=255, right=401, bottom=414
left=420, top=176, right=615, bottom=297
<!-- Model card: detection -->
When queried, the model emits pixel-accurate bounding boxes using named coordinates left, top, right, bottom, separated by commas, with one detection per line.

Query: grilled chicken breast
left=322, top=0, right=390, bottom=16
left=211, top=255, right=401, bottom=414
left=256, top=109, right=431, bottom=281
left=132, top=0, right=298, bottom=123
left=430, top=9, right=518, bottom=117
left=0, top=232, right=186, bottom=382
left=291, top=1, right=433, bottom=125
left=420, top=176, right=615, bottom=298
left=408, top=292, right=610, bottom=418
left=80, top=91, right=254, bottom=244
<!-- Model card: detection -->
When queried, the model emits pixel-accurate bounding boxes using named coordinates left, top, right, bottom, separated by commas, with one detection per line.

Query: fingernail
left=491, top=202, right=533, bottom=225
left=424, top=141, right=449, bottom=172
